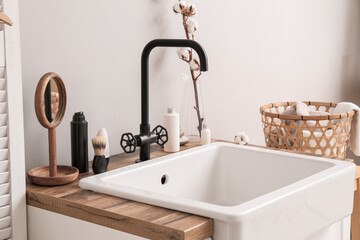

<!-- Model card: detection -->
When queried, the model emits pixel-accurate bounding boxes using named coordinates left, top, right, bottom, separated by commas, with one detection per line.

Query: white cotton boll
left=173, top=1, right=187, bottom=14
left=187, top=18, right=198, bottom=34
left=189, top=57, right=200, bottom=71
left=179, top=1, right=188, bottom=14
left=176, top=48, right=190, bottom=61
left=173, top=2, right=182, bottom=13
left=234, top=132, right=250, bottom=145
left=185, top=4, right=197, bottom=16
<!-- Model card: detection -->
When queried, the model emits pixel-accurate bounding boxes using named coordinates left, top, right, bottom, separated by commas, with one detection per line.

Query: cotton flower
left=186, top=18, right=198, bottom=34
left=234, top=132, right=250, bottom=145
left=184, top=4, right=197, bottom=16
left=173, top=1, right=187, bottom=14
left=189, top=56, right=200, bottom=71
left=176, top=48, right=190, bottom=61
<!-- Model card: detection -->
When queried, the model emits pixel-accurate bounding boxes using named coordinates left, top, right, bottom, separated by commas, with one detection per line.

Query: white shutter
left=0, top=0, right=27, bottom=239
left=0, top=4, right=11, bottom=238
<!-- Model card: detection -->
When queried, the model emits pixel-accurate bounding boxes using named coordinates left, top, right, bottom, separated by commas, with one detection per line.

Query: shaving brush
left=92, top=136, right=108, bottom=174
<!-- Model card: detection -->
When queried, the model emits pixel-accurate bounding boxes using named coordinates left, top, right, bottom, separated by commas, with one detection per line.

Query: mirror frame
left=34, top=72, right=67, bottom=129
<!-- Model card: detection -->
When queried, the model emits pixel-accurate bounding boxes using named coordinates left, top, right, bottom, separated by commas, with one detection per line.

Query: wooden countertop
left=26, top=141, right=213, bottom=240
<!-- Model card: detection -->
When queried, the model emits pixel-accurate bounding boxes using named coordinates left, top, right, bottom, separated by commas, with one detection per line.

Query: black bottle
left=71, top=112, right=88, bottom=173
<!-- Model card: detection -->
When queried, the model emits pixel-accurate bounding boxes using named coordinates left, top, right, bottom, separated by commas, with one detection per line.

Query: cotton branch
left=173, top=1, right=204, bottom=136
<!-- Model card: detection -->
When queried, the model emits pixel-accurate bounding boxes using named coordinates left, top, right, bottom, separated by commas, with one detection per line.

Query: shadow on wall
left=341, top=0, right=360, bottom=164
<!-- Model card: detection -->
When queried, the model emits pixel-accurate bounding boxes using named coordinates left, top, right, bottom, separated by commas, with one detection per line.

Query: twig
left=195, top=72, right=201, bottom=81
left=173, top=3, right=204, bottom=137
left=177, top=4, right=204, bottom=137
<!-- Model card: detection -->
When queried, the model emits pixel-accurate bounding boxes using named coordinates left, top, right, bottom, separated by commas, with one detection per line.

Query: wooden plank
left=27, top=191, right=185, bottom=240
left=27, top=141, right=213, bottom=240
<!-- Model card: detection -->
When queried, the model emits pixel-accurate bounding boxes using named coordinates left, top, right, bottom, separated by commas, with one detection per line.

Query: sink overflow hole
left=161, top=174, right=168, bottom=185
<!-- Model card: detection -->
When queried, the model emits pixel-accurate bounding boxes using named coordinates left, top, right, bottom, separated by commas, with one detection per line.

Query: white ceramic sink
left=80, top=142, right=355, bottom=240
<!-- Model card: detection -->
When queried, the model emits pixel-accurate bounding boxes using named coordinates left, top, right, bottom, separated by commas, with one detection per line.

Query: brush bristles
left=92, top=136, right=106, bottom=156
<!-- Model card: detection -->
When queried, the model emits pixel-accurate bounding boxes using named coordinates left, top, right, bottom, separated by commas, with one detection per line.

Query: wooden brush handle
left=48, top=128, right=57, bottom=177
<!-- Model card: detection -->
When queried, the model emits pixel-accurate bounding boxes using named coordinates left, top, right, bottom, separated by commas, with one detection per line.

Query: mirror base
left=27, top=165, right=79, bottom=186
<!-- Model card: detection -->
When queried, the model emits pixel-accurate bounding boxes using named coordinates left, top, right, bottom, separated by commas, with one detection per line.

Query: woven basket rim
left=260, top=101, right=356, bottom=120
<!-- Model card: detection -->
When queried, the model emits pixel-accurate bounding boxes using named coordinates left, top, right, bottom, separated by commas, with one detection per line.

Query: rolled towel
left=295, top=102, right=310, bottom=116
left=281, top=103, right=329, bottom=118
left=282, top=104, right=297, bottom=126
left=282, top=102, right=310, bottom=126
left=281, top=103, right=330, bottom=128
left=307, top=110, right=330, bottom=128
left=333, top=102, right=360, bottom=156
left=310, top=110, right=330, bottom=116
left=282, top=105, right=296, bottom=115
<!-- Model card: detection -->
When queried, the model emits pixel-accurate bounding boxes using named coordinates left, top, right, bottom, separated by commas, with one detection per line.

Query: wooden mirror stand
left=27, top=72, right=79, bottom=186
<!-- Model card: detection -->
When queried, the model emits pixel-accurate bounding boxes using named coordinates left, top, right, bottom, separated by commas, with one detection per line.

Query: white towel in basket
left=282, top=102, right=329, bottom=127
left=333, top=102, right=360, bottom=156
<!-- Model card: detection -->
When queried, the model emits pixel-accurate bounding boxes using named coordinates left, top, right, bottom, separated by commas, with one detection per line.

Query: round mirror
left=35, top=72, right=67, bottom=129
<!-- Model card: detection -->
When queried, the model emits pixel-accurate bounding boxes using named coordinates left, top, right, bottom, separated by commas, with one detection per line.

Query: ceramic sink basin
left=79, top=142, right=355, bottom=240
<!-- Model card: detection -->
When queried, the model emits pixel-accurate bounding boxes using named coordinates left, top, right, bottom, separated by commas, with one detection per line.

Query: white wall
left=19, top=0, right=356, bottom=169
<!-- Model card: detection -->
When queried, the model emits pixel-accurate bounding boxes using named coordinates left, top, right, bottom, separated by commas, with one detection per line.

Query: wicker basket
left=260, top=101, right=356, bottom=159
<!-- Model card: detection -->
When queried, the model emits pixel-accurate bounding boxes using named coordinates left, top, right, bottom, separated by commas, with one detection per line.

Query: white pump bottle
left=164, top=108, right=180, bottom=152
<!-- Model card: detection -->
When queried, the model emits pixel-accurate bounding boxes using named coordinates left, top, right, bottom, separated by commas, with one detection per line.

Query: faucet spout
left=141, top=39, right=208, bottom=125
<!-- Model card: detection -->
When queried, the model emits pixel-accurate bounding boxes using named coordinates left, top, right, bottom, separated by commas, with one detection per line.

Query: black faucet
left=120, top=39, right=209, bottom=162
